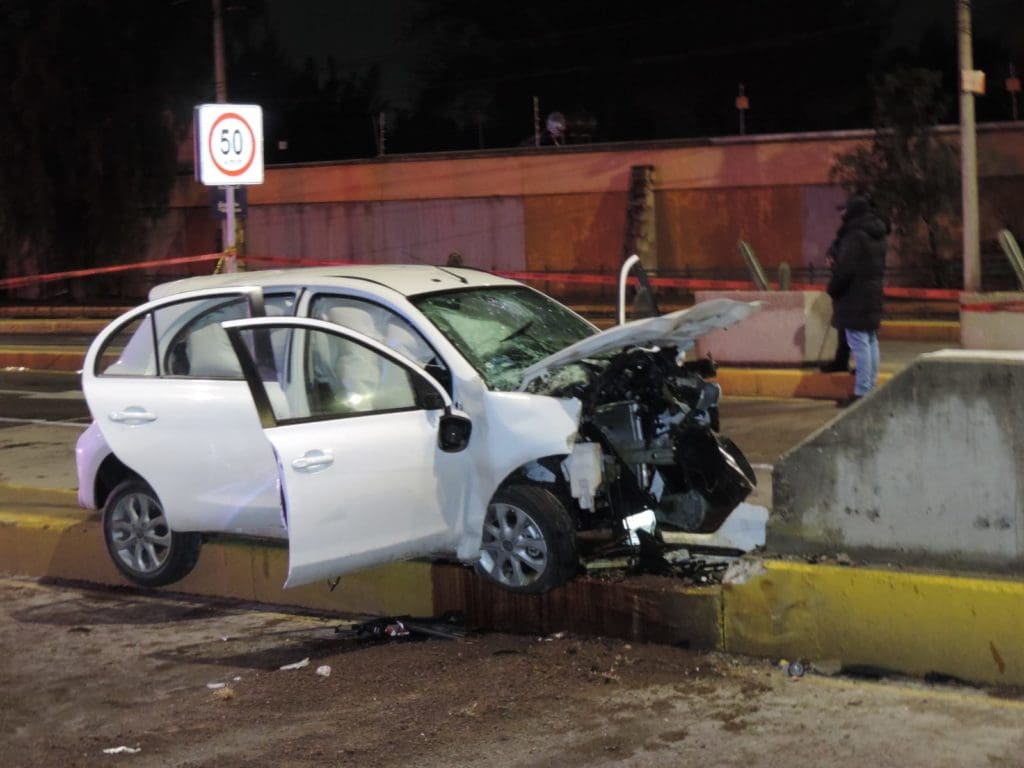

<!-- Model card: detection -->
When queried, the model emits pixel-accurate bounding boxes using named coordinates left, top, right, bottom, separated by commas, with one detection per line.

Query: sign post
left=193, top=103, right=264, bottom=272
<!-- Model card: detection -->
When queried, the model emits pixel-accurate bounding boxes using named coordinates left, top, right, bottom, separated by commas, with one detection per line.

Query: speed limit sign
left=193, top=103, right=264, bottom=186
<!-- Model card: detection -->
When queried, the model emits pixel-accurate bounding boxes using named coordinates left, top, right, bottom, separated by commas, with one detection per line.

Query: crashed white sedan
left=76, top=265, right=759, bottom=593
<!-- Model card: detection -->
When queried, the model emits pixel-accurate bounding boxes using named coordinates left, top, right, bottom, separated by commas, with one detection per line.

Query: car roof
left=149, top=265, right=522, bottom=300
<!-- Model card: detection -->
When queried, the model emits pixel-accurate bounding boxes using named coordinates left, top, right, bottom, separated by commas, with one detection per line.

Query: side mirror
left=439, top=414, right=472, bottom=453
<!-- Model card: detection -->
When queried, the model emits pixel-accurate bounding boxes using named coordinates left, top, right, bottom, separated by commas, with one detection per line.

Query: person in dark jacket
left=826, top=194, right=888, bottom=407
left=820, top=234, right=851, bottom=373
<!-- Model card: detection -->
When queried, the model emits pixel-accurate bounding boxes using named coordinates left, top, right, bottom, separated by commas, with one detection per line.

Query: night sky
left=229, top=0, right=1023, bottom=160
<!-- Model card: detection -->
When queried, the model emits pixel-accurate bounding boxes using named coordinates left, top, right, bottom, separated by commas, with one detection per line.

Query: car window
left=97, top=292, right=294, bottom=379
left=309, top=296, right=438, bottom=369
left=411, top=286, right=596, bottom=391
left=246, top=326, right=423, bottom=424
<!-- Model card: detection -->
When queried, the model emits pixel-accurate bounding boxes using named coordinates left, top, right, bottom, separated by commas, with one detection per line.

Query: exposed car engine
left=541, top=347, right=756, bottom=534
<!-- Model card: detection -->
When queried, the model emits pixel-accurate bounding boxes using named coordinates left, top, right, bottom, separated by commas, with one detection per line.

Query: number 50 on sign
left=193, top=103, right=264, bottom=186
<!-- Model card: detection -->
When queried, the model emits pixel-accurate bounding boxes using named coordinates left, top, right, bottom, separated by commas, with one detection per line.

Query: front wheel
left=102, top=479, right=202, bottom=588
left=476, top=485, right=577, bottom=594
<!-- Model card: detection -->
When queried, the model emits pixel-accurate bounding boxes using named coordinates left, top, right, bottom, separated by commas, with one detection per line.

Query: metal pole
left=958, top=0, right=980, bottom=292
left=213, top=0, right=236, bottom=270
left=533, top=96, right=540, bottom=147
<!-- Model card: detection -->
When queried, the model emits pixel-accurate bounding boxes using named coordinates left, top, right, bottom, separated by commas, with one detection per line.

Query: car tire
left=476, top=484, right=577, bottom=594
left=102, top=479, right=202, bottom=588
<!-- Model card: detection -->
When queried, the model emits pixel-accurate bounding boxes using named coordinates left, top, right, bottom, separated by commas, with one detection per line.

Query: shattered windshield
left=411, top=287, right=596, bottom=391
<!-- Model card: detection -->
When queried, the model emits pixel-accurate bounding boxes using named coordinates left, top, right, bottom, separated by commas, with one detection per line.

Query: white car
left=76, top=265, right=759, bottom=593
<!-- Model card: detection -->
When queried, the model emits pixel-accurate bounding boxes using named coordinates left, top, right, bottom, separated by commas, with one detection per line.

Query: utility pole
left=212, top=0, right=236, bottom=270
left=533, top=96, right=541, bottom=147
left=958, top=0, right=981, bottom=292
left=736, top=84, right=749, bottom=135
left=1008, top=64, right=1021, bottom=121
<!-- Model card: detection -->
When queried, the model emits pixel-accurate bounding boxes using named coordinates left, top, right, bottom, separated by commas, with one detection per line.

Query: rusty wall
left=656, top=186, right=804, bottom=276
left=523, top=192, right=627, bottom=273
left=245, top=198, right=525, bottom=271
left=157, top=126, right=1024, bottom=282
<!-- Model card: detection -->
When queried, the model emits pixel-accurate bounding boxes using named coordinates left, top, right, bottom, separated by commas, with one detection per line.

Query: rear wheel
left=476, top=485, right=577, bottom=593
left=102, top=479, right=202, bottom=588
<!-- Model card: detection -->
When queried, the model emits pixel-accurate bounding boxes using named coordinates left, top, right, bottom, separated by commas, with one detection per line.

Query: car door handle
left=108, top=407, right=157, bottom=425
left=291, top=449, right=334, bottom=471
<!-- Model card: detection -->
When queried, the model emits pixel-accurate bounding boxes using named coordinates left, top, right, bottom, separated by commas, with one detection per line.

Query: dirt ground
left=2, top=577, right=1023, bottom=768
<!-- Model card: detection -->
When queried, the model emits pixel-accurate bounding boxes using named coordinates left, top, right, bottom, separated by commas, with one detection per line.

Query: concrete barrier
left=769, top=350, right=1024, bottom=572
left=960, top=292, right=1024, bottom=350
left=694, top=290, right=837, bottom=365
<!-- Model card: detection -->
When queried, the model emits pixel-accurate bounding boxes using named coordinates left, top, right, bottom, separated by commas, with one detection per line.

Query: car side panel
left=82, top=376, right=285, bottom=536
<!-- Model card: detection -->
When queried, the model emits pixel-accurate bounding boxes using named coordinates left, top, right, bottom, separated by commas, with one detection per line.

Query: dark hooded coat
left=826, top=196, right=888, bottom=332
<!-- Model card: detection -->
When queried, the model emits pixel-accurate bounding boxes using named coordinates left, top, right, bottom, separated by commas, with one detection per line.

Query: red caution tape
left=0, top=253, right=223, bottom=290
left=961, top=300, right=1024, bottom=313
left=0, top=251, right=966, bottom=305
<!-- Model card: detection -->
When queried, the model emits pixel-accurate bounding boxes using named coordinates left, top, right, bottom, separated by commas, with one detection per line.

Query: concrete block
left=960, top=292, right=1024, bottom=350
left=694, top=290, right=837, bottom=365
left=769, top=350, right=1024, bottom=571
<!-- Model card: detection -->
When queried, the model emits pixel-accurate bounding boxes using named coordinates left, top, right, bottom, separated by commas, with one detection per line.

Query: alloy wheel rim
left=108, top=492, right=172, bottom=574
left=478, top=502, right=548, bottom=588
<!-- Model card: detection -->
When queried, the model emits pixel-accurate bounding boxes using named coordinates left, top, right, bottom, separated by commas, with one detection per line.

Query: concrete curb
left=0, top=346, right=85, bottom=372
left=1, top=486, right=1021, bottom=688
left=723, top=560, right=1024, bottom=688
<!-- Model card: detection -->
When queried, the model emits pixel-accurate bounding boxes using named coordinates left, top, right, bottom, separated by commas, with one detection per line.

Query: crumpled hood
left=518, top=298, right=762, bottom=390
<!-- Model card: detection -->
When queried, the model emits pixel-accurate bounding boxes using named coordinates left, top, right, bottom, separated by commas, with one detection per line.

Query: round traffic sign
left=207, top=112, right=257, bottom=178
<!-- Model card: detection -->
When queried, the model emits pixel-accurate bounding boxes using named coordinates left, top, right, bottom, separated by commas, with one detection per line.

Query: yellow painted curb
left=0, top=319, right=107, bottom=334
left=717, top=368, right=893, bottom=399
left=0, top=493, right=436, bottom=617
left=0, top=346, right=84, bottom=372
left=723, top=560, right=1024, bottom=687
left=879, top=319, right=960, bottom=342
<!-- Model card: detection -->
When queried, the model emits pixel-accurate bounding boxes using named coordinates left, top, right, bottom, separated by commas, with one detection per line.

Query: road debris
left=341, top=613, right=466, bottom=643
left=585, top=530, right=738, bottom=585
left=102, top=746, right=141, bottom=755
left=279, top=657, right=311, bottom=671
left=316, top=665, right=332, bottom=678
left=722, top=557, right=767, bottom=585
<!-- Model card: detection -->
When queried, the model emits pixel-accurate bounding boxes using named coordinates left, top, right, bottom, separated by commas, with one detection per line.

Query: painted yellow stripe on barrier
left=717, top=369, right=893, bottom=399
left=0, top=505, right=437, bottom=618
left=0, top=511, right=86, bottom=530
left=723, top=560, right=1024, bottom=688
left=879, top=320, right=960, bottom=342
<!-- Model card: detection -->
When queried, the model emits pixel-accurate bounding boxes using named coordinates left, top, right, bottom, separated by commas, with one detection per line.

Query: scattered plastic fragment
left=810, top=659, right=842, bottom=676
left=206, top=682, right=226, bottom=690
left=722, top=558, right=767, bottom=585
left=103, top=746, right=141, bottom=755
left=279, top=657, right=311, bottom=671
left=786, top=661, right=805, bottom=678
left=316, top=665, right=332, bottom=678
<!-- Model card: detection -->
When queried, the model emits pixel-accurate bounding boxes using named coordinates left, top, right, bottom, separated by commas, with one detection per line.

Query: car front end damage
left=538, top=345, right=756, bottom=545
left=512, top=299, right=762, bottom=560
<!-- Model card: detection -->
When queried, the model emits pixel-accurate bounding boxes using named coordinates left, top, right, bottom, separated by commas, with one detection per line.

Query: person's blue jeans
left=845, top=329, right=879, bottom=396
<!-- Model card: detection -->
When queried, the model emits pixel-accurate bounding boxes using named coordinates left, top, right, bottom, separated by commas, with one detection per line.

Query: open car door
left=221, top=316, right=476, bottom=588
left=80, top=287, right=288, bottom=536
